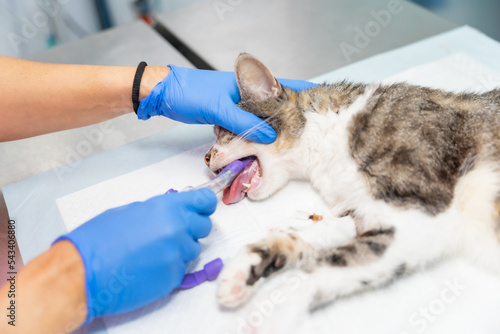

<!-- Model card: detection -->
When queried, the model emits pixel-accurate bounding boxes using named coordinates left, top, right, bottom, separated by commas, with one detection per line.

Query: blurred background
left=0, top=0, right=499, bottom=59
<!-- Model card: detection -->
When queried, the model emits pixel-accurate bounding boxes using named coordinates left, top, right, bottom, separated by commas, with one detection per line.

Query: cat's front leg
left=228, top=213, right=455, bottom=333
left=217, top=218, right=353, bottom=308
left=256, top=220, right=456, bottom=334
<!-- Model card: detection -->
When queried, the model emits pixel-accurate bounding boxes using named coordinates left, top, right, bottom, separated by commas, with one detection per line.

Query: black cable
left=152, top=21, right=214, bottom=70
left=93, top=0, right=113, bottom=30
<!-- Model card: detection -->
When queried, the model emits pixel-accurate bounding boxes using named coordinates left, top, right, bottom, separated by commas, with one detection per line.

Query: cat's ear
left=235, top=53, right=281, bottom=101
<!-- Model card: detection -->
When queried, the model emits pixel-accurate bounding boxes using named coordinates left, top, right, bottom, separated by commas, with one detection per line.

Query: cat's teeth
left=242, top=183, right=251, bottom=190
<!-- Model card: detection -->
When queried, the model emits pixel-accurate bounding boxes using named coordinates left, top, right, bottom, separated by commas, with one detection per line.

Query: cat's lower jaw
left=245, top=174, right=293, bottom=202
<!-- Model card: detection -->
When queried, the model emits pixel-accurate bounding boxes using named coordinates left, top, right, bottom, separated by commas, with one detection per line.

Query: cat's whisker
left=221, top=113, right=282, bottom=160
left=234, top=110, right=282, bottom=144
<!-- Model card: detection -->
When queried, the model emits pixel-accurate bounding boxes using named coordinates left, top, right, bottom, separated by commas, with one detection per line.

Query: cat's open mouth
left=220, top=156, right=262, bottom=205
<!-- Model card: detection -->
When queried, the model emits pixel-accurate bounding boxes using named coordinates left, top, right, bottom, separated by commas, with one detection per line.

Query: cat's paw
left=217, top=247, right=263, bottom=308
left=217, top=233, right=300, bottom=308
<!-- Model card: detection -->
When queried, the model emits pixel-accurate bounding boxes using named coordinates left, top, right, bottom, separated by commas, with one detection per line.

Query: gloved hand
left=137, top=65, right=319, bottom=144
left=54, top=188, right=217, bottom=325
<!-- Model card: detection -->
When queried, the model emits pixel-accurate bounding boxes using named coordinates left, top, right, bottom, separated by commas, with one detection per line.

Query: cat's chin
left=246, top=176, right=289, bottom=202
left=246, top=187, right=283, bottom=202
left=246, top=185, right=265, bottom=201
left=246, top=189, right=272, bottom=201
left=245, top=176, right=272, bottom=200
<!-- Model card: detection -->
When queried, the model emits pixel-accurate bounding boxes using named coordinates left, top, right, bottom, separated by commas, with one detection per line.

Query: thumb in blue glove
left=54, top=188, right=217, bottom=325
left=137, top=65, right=318, bottom=144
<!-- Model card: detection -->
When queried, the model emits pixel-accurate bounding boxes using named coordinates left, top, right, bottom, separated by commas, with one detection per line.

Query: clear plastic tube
left=184, top=159, right=254, bottom=194
left=192, top=168, right=239, bottom=193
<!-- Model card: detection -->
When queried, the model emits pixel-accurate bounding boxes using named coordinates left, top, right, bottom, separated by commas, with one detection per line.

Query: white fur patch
left=451, top=162, right=500, bottom=273
left=301, top=84, right=383, bottom=221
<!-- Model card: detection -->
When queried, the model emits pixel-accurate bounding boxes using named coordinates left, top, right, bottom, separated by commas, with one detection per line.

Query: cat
left=204, top=53, right=500, bottom=332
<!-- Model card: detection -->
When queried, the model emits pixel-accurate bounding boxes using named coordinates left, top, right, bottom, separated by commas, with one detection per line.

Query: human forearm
left=0, top=240, right=87, bottom=333
left=0, top=55, right=170, bottom=141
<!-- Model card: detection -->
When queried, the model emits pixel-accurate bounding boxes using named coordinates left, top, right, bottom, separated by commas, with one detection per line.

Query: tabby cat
left=204, top=53, right=500, bottom=332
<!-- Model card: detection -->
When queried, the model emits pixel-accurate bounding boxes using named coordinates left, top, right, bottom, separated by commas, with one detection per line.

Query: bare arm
left=0, top=241, right=87, bottom=333
left=0, top=58, right=171, bottom=330
left=0, top=55, right=170, bottom=141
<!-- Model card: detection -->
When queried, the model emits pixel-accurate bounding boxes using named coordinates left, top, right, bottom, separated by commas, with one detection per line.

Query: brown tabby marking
left=347, top=84, right=500, bottom=215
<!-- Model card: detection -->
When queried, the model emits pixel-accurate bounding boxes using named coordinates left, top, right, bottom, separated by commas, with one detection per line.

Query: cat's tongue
left=223, top=159, right=260, bottom=205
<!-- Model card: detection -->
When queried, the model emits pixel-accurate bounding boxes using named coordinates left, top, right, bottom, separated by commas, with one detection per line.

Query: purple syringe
left=179, top=258, right=223, bottom=289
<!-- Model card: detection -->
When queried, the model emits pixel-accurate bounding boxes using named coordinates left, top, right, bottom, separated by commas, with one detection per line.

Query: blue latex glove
left=137, top=65, right=319, bottom=144
left=54, top=188, right=217, bottom=325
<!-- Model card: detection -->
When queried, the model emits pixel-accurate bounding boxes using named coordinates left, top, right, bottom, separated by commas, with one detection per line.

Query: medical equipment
left=166, top=159, right=254, bottom=194
left=165, top=159, right=254, bottom=288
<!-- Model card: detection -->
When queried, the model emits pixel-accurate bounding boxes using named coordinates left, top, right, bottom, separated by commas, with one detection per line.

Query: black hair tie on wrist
left=132, top=61, right=148, bottom=114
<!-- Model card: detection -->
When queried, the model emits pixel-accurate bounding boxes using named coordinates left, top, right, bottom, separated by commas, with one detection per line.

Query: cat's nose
left=204, top=152, right=211, bottom=166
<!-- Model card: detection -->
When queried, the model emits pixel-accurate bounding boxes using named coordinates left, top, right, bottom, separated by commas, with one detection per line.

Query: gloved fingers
left=216, top=102, right=277, bottom=144
left=181, top=188, right=218, bottom=216
left=179, top=236, right=202, bottom=262
left=277, top=78, right=319, bottom=92
left=187, top=215, right=213, bottom=240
